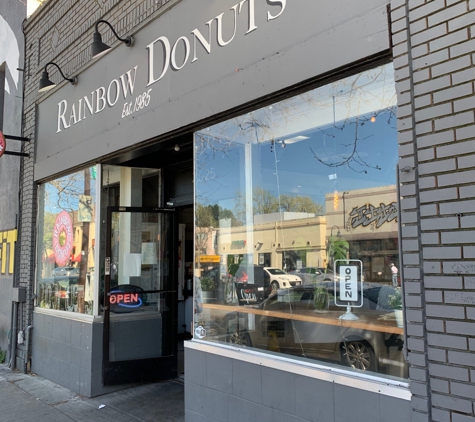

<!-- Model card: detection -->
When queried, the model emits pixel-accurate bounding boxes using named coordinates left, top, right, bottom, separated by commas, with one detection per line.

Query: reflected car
left=222, top=283, right=406, bottom=377
left=289, top=267, right=333, bottom=285
left=263, top=267, right=302, bottom=290
left=199, top=265, right=274, bottom=306
left=44, top=267, right=80, bottom=288
left=233, top=265, right=273, bottom=306
left=52, top=266, right=76, bottom=277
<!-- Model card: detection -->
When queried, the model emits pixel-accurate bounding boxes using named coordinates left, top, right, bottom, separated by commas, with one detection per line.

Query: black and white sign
left=339, top=265, right=358, bottom=302
left=334, top=259, right=363, bottom=308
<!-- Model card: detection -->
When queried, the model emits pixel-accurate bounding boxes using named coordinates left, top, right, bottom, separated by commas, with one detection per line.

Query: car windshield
left=266, top=268, right=287, bottom=275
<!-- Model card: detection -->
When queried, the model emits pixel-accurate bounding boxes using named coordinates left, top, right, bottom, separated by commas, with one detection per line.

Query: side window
left=36, top=167, right=97, bottom=315
left=195, top=62, right=406, bottom=380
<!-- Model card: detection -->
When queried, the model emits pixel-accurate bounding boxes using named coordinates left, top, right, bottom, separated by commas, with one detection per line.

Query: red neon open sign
left=109, top=292, right=142, bottom=308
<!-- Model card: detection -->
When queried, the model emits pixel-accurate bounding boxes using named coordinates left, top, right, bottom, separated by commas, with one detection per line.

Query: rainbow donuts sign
left=52, top=211, right=74, bottom=267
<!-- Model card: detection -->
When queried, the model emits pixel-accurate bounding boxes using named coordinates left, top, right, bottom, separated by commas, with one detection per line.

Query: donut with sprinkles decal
left=52, top=211, right=73, bottom=267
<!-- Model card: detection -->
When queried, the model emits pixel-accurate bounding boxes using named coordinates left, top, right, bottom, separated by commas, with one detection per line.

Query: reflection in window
left=36, top=167, right=97, bottom=314
left=194, top=63, right=407, bottom=380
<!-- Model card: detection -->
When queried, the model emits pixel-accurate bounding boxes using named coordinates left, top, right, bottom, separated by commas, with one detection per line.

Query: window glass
left=36, top=166, right=97, bottom=315
left=99, top=165, right=162, bottom=304
left=194, top=63, right=407, bottom=380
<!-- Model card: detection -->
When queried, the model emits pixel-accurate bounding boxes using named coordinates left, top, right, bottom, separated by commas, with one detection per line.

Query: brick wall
left=391, top=0, right=475, bottom=420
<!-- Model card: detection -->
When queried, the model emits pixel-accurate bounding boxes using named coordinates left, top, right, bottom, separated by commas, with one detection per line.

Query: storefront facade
left=18, top=0, right=475, bottom=421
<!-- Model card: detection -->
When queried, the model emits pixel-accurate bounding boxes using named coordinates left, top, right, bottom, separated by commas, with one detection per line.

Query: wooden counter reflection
left=202, top=303, right=403, bottom=335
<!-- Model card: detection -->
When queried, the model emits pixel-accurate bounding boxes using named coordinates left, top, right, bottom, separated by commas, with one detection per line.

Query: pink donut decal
left=52, top=211, right=74, bottom=267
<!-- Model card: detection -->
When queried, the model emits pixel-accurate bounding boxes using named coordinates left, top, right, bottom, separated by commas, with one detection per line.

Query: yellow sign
left=333, top=190, right=339, bottom=211
left=199, top=255, right=220, bottom=263
left=1, top=229, right=17, bottom=274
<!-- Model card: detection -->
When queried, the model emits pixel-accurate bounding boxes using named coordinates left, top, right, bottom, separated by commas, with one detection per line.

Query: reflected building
left=217, top=212, right=326, bottom=273
left=326, top=185, right=399, bottom=284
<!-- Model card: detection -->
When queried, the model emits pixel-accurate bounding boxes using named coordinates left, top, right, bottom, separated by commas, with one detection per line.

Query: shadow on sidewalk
left=0, top=364, right=184, bottom=422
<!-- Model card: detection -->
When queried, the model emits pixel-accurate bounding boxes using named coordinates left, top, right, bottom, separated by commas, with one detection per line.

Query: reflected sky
left=44, top=167, right=97, bottom=215
left=196, top=63, right=397, bottom=212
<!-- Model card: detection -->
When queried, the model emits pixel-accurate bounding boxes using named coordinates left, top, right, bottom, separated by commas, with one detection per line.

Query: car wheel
left=227, top=327, right=251, bottom=347
left=341, top=340, right=375, bottom=372
left=271, top=281, right=280, bottom=290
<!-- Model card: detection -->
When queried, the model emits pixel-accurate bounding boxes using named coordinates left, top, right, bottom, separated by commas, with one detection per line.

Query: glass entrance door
left=102, top=206, right=177, bottom=385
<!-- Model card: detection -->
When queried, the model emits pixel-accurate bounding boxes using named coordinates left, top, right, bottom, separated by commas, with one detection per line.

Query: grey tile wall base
left=29, top=312, right=148, bottom=397
left=186, top=340, right=411, bottom=399
left=30, top=312, right=100, bottom=397
left=185, top=343, right=411, bottom=422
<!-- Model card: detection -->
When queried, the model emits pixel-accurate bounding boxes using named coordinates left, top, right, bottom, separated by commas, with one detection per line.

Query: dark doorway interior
left=101, top=133, right=194, bottom=383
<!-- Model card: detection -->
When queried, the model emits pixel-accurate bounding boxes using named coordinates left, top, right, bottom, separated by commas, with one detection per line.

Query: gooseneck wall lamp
left=91, top=20, right=134, bottom=59
left=330, top=225, right=341, bottom=238
left=38, top=62, right=78, bottom=93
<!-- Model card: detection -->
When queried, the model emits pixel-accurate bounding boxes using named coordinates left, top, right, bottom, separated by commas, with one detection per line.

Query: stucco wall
left=0, top=0, right=25, bottom=356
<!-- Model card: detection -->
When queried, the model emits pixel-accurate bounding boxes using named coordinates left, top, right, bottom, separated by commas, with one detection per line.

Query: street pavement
left=0, top=364, right=185, bottom=422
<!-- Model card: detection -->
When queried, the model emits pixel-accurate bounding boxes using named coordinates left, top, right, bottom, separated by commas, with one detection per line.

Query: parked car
left=52, top=266, right=76, bottom=277
left=263, top=267, right=302, bottom=290
left=49, top=266, right=80, bottom=287
left=233, top=264, right=273, bottom=306
left=289, top=267, right=333, bottom=284
left=221, top=282, right=406, bottom=377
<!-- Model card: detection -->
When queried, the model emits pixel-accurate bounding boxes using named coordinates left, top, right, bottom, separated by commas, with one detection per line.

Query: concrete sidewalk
left=0, top=364, right=184, bottom=422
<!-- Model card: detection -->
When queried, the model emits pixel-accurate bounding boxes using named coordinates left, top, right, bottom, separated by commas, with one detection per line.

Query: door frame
left=102, top=206, right=178, bottom=385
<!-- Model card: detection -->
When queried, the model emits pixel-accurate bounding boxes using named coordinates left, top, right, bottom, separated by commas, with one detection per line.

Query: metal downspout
left=9, top=302, right=18, bottom=369
left=24, top=325, right=33, bottom=373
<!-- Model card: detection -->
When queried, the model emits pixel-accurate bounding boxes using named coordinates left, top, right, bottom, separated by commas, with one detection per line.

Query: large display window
left=194, top=62, right=407, bottom=379
left=36, top=166, right=97, bottom=315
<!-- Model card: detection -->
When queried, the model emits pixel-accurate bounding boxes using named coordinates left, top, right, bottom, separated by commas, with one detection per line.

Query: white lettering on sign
left=55, top=0, right=287, bottom=132
left=240, top=289, right=257, bottom=303
left=339, top=266, right=358, bottom=302
left=56, top=66, right=138, bottom=133
left=267, top=0, right=286, bottom=20
left=121, top=89, right=152, bottom=118
left=146, top=0, right=283, bottom=87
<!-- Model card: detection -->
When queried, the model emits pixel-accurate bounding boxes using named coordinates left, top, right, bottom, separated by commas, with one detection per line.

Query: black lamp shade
left=91, top=31, right=111, bottom=59
left=38, top=71, right=56, bottom=92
